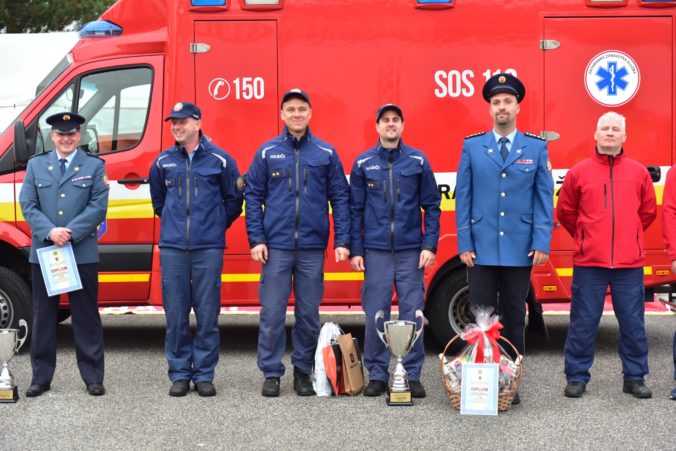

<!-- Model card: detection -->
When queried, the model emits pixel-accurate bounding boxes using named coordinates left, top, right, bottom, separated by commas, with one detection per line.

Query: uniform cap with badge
left=46, top=112, right=86, bottom=134
left=376, top=104, right=404, bottom=122
left=164, top=101, right=202, bottom=121
left=281, top=88, right=311, bottom=108
left=482, top=73, right=526, bottom=103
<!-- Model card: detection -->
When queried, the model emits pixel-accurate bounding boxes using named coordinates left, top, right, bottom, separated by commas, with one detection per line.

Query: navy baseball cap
left=281, top=89, right=311, bottom=108
left=46, top=112, right=85, bottom=133
left=482, top=73, right=526, bottom=103
left=165, top=101, right=202, bottom=121
left=376, top=104, right=404, bottom=122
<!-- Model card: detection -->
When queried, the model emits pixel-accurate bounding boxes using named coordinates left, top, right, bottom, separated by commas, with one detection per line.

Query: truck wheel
left=426, top=269, right=470, bottom=353
left=0, top=267, right=32, bottom=334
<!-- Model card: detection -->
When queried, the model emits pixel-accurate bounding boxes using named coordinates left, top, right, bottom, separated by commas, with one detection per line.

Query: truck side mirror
left=13, top=120, right=28, bottom=166
left=646, top=166, right=661, bottom=183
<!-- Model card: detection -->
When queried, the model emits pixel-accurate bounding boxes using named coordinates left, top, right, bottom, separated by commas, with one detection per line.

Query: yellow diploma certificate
left=37, top=242, right=83, bottom=297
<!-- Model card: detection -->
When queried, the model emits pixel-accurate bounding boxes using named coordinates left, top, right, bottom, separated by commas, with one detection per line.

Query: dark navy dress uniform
left=455, top=130, right=553, bottom=355
left=19, top=113, right=109, bottom=389
left=349, top=134, right=441, bottom=383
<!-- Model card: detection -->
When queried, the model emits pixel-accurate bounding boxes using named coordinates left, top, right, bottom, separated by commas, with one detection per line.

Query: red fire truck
left=1, top=0, right=674, bottom=344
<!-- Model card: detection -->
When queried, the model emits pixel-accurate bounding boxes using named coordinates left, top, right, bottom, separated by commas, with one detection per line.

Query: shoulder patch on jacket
left=464, top=131, right=486, bottom=140
left=524, top=132, right=546, bottom=141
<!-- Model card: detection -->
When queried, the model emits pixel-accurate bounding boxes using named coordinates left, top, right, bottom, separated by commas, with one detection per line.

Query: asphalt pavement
left=2, top=313, right=674, bottom=450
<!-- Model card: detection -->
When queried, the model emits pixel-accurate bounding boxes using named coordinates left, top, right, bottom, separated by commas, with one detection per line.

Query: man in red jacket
left=662, top=164, right=676, bottom=400
left=556, top=111, right=656, bottom=399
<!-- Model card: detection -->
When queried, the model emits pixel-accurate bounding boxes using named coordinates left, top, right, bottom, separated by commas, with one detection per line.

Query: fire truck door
left=544, top=16, right=672, bottom=251
left=194, top=21, right=278, bottom=256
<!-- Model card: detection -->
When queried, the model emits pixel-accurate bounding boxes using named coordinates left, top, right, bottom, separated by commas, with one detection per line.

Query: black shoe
left=293, top=368, right=316, bottom=396
left=623, top=380, right=652, bottom=399
left=169, top=380, right=190, bottom=397
left=671, top=387, right=676, bottom=400
left=195, top=381, right=216, bottom=397
left=25, top=384, right=50, bottom=397
left=409, top=381, right=427, bottom=398
left=511, top=392, right=521, bottom=405
left=86, top=383, right=106, bottom=396
left=262, top=377, right=280, bottom=397
left=363, top=380, right=388, bottom=397
left=564, top=381, right=586, bottom=398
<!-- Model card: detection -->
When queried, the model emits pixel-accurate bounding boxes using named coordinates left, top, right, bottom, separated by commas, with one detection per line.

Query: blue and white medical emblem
left=585, top=50, right=640, bottom=107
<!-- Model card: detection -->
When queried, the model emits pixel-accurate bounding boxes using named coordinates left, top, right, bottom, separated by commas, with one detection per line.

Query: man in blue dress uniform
left=19, top=112, right=109, bottom=397
left=349, top=104, right=441, bottom=398
left=455, top=74, right=554, bottom=404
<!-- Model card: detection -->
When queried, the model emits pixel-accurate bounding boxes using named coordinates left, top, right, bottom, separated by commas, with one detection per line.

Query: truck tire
left=0, top=266, right=32, bottom=335
left=426, top=269, right=470, bottom=353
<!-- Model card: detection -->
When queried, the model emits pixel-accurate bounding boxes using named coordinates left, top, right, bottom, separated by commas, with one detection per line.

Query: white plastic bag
left=312, top=322, right=342, bottom=396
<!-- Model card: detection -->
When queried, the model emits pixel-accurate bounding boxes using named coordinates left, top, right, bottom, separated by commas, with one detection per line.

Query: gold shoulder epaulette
left=464, top=131, right=486, bottom=139
left=524, top=132, right=546, bottom=141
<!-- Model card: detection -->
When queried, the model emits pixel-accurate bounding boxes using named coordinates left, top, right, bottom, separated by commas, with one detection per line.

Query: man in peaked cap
left=455, top=73, right=554, bottom=404
left=19, top=111, right=109, bottom=397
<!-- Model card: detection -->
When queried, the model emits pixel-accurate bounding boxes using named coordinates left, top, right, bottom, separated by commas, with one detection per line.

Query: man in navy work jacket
left=245, top=89, right=350, bottom=397
left=455, top=73, right=554, bottom=404
left=149, top=102, right=243, bottom=397
left=349, top=104, right=441, bottom=398
left=19, top=112, right=109, bottom=397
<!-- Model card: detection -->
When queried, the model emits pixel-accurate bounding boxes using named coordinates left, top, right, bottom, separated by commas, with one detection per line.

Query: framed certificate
left=37, top=242, right=83, bottom=297
left=460, top=363, right=499, bottom=415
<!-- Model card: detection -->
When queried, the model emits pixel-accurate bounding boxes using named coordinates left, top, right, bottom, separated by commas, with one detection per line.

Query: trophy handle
left=15, top=319, right=28, bottom=352
left=375, top=310, right=388, bottom=346
left=410, top=310, right=424, bottom=347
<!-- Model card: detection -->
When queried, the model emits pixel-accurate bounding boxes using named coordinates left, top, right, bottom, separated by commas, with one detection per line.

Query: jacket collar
left=593, top=147, right=624, bottom=164
left=376, top=138, right=403, bottom=162
left=282, top=125, right=312, bottom=144
left=482, top=130, right=528, bottom=168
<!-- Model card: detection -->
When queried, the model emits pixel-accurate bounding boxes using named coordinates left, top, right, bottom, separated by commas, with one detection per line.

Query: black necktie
left=59, top=158, right=67, bottom=176
left=499, top=137, right=509, bottom=162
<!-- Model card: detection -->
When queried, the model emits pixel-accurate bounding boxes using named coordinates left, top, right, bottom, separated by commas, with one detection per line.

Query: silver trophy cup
left=0, top=319, right=28, bottom=403
left=375, top=310, right=423, bottom=405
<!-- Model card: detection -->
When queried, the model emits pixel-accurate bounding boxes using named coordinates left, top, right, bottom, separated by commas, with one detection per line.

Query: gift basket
left=439, top=307, right=522, bottom=412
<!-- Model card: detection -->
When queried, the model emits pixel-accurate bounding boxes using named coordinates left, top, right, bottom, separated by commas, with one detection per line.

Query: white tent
left=0, top=32, right=78, bottom=132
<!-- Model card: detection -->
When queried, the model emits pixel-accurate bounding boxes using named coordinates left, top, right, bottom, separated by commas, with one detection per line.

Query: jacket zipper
left=603, top=183, right=606, bottom=209
left=609, top=156, right=615, bottom=268
left=194, top=176, right=198, bottom=198
left=304, top=167, right=308, bottom=193
left=580, top=229, right=584, bottom=256
left=185, top=157, right=192, bottom=248
left=397, top=177, right=401, bottom=202
left=294, top=139, right=301, bottom=249
left=388, top=152, right=395, bottom=252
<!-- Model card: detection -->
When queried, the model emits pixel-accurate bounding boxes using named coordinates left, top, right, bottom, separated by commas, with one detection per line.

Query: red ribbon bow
left=461, top=320, right=503, bottom=363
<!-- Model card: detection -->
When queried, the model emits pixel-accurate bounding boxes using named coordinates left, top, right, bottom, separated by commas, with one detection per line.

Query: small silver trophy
left=0, top=319, right=28, bottom=403
left=375, top=310, right=423, bottom=406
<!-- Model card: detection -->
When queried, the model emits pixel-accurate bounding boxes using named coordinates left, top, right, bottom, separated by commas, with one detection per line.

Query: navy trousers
left=564, top=266, right=648, bottom=384
left=30, top=263, right=104, bottom=386
left=160, top=248, right=223, bottom=383
left=257, top=249, right=325, bottom=377
left=361, top=249, right=425, bottom=382
left=467, top=265, right=532, bottom=357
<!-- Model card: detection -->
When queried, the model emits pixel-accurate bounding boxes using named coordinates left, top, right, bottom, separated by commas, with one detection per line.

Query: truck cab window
left=34, top=66, right=152, bottom=156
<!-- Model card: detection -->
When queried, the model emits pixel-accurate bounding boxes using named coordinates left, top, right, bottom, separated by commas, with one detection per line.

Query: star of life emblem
left=585, top=50, right=640, bottom=107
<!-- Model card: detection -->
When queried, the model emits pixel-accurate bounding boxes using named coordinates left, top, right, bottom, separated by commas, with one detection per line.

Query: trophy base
left=0, top=386, right=19, bottom=403
left=387, top=390, right=413, bottom=406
